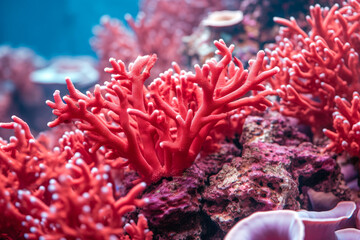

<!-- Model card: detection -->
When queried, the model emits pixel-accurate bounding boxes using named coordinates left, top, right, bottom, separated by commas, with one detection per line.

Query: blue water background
left=0, top=0, right=139, bottom=58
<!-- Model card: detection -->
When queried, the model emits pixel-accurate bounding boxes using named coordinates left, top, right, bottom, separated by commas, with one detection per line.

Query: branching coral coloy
left=46, top=40, right=279, bottom=183
left=324, top=91, right=360, bottom=157
left=265, top=0, right=360, bottom=135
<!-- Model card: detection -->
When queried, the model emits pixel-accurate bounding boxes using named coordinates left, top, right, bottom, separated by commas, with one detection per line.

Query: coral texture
left=202, top=140, right=348, bottom=232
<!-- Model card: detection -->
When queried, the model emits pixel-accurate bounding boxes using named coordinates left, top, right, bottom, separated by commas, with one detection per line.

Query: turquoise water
left=0, top=0, right=139, bottom=58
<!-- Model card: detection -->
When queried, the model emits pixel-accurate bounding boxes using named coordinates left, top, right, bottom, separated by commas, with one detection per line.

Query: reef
left=1, top=0, right=360, bottom=239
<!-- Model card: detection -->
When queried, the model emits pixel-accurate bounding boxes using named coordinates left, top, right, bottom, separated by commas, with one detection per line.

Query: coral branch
left=266, top=0, right=360, bottom=135
left=47, top=40, right=278, bottom=183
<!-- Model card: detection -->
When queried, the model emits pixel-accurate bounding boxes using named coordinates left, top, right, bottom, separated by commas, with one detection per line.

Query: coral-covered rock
left=291, top=143, right=351, bottom=209
left=143, top=177, right=203, bottom=228
left=142, top=143, right=241, bottom=239
left=202, top=143, right=300, bottom=232
left=240, top=111, right=309, bottom=146
left=202, top=112, right=351, bottom=234
left=241, top=112, right=351, bottom=206
left=194, top=143, right=242, bottom=176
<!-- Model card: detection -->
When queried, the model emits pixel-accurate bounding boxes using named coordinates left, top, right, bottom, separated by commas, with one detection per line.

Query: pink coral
left=91, top=16, right=140, bottom=84
left=0, top=46, right=45, bottom=137
left=0, top=46, right=44, bottom=105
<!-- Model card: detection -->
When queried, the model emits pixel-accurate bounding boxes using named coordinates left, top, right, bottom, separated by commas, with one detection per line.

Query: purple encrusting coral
left=138, top=111, right=352, bottom=239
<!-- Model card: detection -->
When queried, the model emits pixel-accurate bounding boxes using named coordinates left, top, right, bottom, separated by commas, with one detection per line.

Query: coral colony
left=2, top=0, right=360, bottom=239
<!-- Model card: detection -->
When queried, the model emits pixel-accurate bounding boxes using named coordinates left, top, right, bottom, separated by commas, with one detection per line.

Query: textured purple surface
left=202, top=142, right=300, bottom=232
left=142, top=143, right=241, bottom=239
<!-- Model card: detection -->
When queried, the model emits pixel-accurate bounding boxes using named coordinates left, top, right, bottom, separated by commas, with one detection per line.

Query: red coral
left=0, top=116, right=68, bottom=238
left=0, top=117, right=152, bottom=240
left=324, top=91, right=360, bottom=157
left=46, top=40, right=279, bottom=183
left=20, top=162, right=150, bottom=240
left=265, top=0, right=360, bottom=134
left=0, top=116, right=69, bottom=191
left=124, top=214, right=153, bottom=240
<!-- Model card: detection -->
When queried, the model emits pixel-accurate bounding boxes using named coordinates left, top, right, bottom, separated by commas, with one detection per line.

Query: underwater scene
left=1, top=0, right=360, bottom=239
